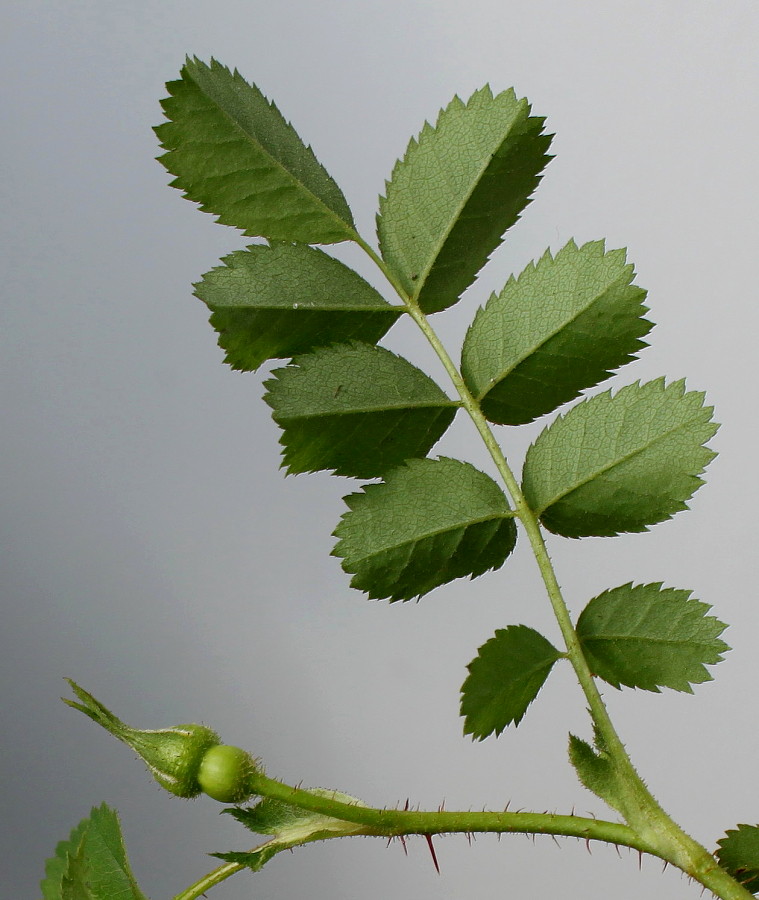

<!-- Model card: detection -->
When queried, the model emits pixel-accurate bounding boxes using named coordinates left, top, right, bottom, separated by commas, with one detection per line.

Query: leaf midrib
left=535, top=408, right=709, bottom=514
left=185, top=65, right=357, bottom=241
left=478, top=270, right=635, bottom=400
left=411, top=106, right=526, bottom=303
left=349, top=510, right=514, bottom=562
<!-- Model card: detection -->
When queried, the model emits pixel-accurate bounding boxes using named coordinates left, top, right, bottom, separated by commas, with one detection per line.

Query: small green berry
left=197, top=744, right=257, bottom=803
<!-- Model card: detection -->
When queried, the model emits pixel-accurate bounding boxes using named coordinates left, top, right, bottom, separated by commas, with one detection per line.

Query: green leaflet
left=333, top=457, right=517, bottom=601
left=522, top=378, right=718, bottom=537
left=568, top=729, right=627, bottom=816
left=155, top=58, right=356, bottom=243
left=461, top=240, right=651, bottom=425
left=264, top=343, right=458, bottom=477
left=716, top=825, right=759, bottom=893
left=215, top=790, right=367, bottom=872
left=460, top=625, right=562, bottom=739
left=194, top=244, right=402, bottom=371
left=377, top=86, right=552, bottom=313
left=41, top=804, right=147, bottom=900
left=576, top=582, right=729, bottom=692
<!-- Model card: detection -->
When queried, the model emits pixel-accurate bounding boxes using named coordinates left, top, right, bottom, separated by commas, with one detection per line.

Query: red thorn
left=466, top=832, right=472, bottom=846
left=662, top=861, right=669, bottom=872
left=386, top=837, right=393, bottom=848
left=551, top=835, right=561, bottom=849
left=424, top=834, right=440, bottom=874
left=504, top=800, right=511, bottom=812
left=638, top=850, right=643, bottom=870
left=585, top=838, right=592, bottom=854
left=403, top=798, right=410, bottom=811
left=399, top=834, right=408, bottom=856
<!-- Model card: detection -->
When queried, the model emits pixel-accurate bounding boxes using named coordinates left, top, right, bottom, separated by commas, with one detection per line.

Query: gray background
left=3, top=1, right=759, bottom=898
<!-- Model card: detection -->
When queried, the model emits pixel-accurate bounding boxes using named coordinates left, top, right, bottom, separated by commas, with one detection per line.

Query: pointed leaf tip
left=156, top=58, right=355, bottom=243
left=378, top=86, right=553, bottom=312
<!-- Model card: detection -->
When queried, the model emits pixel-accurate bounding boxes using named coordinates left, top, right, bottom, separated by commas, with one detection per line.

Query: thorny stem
left=178, top=238, right=753, bottom=900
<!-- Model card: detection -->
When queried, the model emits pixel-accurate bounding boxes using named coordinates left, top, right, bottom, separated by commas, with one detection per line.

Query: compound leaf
left=264, top=343, right=458, bottom=477
left=461, top=626, right=561, bottom=738
left=377, top=86, right=552, bottom=313
left=576, top=582, right=729, bottom=692
left=716, top=825, right=759, bottom=893
left=333, top=457, right=517, bottom=601
left=156, top=57, right=356, bottom=243
left=522, top=378, right=718, bottom=537
left=215, top=789, right=367, bottom=872
left=461, top=240, right=651, bottom=425
left=41, top=804, right=147, bottom=900
left=194, top=244, right=402, bottom=371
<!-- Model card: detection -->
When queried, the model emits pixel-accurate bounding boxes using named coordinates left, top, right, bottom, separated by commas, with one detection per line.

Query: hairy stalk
left=353, top=236, right=753, bottom=900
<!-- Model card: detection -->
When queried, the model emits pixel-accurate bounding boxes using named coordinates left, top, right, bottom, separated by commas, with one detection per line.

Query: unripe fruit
left=197, top=744, right=257, bottom=803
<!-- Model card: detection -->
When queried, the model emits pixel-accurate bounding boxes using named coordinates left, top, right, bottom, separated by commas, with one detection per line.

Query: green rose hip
left=197, top=744, right=257, bottom=803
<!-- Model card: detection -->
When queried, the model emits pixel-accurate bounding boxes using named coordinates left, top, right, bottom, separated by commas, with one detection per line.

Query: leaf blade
left=155, top=58, right=355, bottom=243
left=576, top=582, right=729, bottom=692
left=377, top=86, right=552, bottom=313
left=264, top=342, right=457, bottom=477
left=522, top=378, right=718, bottom=537
left=716, top=825, right=759, bottom=893
left=333, top=457, right=517, bottom=601
left=41, top=805, right=147, bottom=900
left=194, top=244, right=402, bottom=371
left=461, top=625, right=561, bottom=739
left=461, top=240, right=652, bottom=424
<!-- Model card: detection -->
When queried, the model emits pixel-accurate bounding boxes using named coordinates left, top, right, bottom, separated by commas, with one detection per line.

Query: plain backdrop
left=3, top=2, right=759, bottom=898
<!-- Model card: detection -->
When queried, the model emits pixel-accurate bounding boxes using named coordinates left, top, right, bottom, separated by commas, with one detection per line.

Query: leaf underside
left=333, top=457, right=517, bottom=601
left=716, top=825, right=759, bottom=893
left=194, top=244, right=402, bottom=370
left=155, top=57, right=355, bottom=243
left=378, top=85, right=553, bottom=313
left=461, top=625, right=561, bottom=738
left=265, top=342, right=457, bottom=477
left=461, top=239, right=651, bottom=425
left=576, top=582, right=729, bottom=692
left=522, top=378, right=718, bottom=537
left=41, top=804, right=147, bottom=900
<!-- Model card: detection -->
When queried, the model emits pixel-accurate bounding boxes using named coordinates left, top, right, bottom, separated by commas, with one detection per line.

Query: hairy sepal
left=333, top=457, right=517, bottom=601
left=377, top=86, right=552, bottom=313
left=40, top=804, right=147, bottom=900
left=155, top=58, right=355, bottom=243
left=264, top=342, right=457, bottom=477
left=461, top=625, right=562, bottom=738
left=576, top=582, right=729, bottom=692
left=461, top=240, right=651, bottom=424
left=194, top=243, right=402, bottom=371
left=522, top=378, right=718, bottom=537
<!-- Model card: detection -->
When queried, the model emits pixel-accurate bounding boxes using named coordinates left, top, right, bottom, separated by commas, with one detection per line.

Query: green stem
left=173, top=860, right=243, bottom=900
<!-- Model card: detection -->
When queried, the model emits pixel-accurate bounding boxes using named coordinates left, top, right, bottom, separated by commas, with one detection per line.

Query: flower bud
left=64, top=680, right=221, bottom=798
